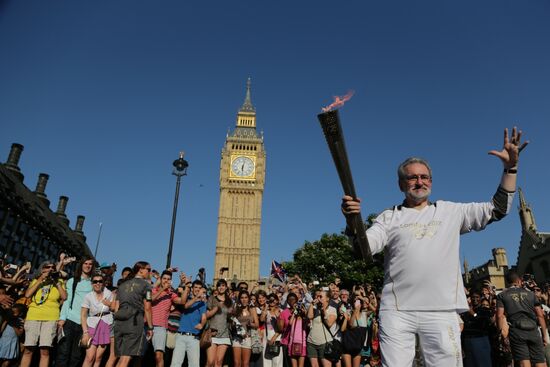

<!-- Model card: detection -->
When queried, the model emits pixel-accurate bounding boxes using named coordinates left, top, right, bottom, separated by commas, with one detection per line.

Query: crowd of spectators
left=0, top=254, right=549, bottom=367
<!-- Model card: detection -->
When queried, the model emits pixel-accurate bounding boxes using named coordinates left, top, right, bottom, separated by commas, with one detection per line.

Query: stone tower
left=214, top=79, right=266, bottom=284
left=518, top=187, right=537, bottom=232
left=516, top=187, right=550, bottom=283
left=492, top=248, right=508, bottom=268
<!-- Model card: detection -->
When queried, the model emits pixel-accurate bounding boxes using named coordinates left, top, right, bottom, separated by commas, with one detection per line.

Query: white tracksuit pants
left=378, top=310, right=463, bottom=367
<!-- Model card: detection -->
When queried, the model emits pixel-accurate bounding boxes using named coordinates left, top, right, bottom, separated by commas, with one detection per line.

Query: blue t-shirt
left=178, top=300, right=206, bottom=334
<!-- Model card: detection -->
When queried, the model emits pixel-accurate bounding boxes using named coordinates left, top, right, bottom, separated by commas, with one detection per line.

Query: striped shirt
left=152, top=287, right=178, bottom=328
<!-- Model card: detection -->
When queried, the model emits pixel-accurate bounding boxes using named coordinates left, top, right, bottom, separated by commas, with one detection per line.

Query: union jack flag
left=271, top=260, right=287, bottom=282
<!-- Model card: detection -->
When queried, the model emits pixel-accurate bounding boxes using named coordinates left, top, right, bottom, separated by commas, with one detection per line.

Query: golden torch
left=317, top=91, right=373, bottom=263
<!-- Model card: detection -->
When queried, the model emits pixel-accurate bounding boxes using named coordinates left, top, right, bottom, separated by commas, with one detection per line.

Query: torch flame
left=321, top=90, right=355, bottom=112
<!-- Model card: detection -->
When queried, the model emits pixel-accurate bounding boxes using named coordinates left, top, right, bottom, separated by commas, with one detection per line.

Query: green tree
left=283, top=214, right=384, bottom=290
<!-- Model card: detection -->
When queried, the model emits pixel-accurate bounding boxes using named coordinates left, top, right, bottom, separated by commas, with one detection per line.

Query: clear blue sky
left=1, top=0, right=549, bottom=281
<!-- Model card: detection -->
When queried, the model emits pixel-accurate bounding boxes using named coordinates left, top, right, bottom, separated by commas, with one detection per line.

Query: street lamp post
left=166, top=151, right=188, bottom=269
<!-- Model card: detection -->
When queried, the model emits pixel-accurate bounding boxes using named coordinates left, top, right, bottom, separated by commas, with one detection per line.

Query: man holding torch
left=341, top=127, right=527, bottom=367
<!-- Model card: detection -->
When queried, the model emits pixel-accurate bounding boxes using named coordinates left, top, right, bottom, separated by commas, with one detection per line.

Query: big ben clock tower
left=214, top=78, right=266, bottom=284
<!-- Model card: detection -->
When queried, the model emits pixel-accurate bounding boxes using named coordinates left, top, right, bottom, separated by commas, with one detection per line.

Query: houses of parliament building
left=0, top=143, right=93, bottom=270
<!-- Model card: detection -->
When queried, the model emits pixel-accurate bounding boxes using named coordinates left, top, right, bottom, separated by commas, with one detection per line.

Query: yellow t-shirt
left=26, top=279, right=65, bottom=321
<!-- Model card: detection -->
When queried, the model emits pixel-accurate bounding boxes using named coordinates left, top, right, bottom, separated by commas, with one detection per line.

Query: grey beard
left=406, top=187, right=431, bottom=203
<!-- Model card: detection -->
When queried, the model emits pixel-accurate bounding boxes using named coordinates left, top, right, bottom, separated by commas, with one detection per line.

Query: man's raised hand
left=489, top=127, right=528, bottom=168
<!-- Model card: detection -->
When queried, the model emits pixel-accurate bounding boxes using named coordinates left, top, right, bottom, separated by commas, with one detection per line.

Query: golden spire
left=239, top=77, right=255, bottom=113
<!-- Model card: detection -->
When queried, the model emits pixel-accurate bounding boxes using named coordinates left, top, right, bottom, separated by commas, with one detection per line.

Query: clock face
left=231, top=156, right=255, bottom=177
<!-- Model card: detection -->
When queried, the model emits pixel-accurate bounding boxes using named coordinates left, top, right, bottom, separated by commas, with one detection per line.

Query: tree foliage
left=283, top=217, right=385, bottom=290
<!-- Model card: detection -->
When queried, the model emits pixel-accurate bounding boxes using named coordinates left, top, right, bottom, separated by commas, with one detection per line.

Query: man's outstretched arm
left=488, top=127, right=528, bottom=220
left=489, top=126, right=528, bottom=193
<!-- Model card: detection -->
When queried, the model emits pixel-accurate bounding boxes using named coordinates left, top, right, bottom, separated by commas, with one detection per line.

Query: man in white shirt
left=341, top=127, right=527, bottom=367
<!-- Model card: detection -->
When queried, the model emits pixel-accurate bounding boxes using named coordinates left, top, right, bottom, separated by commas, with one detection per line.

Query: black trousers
left=55, top=319, right=84, bottom=367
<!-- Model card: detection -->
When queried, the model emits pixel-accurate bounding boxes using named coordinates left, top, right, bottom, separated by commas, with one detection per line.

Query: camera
left=523, top=274, right=534, bottom=281
left=49, top=271, right=60, bottom=281
left=5, top=264, right=18, bottom=276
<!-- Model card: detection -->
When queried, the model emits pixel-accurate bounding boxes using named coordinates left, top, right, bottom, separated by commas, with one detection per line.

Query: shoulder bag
left=342, top=316, right=367, bottom=355
left=199, top=324, right=213, bottom=349
left=250, top=328, right=263, bottom=354
left=80, top=303, right=106, bottom=349
left=321, top=312, right=342, bottom=362
left=290, top=316, right=303, bottom=357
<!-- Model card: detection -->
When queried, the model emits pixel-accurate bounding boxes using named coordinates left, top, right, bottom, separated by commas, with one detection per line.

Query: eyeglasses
left=43, top=265, right=55, bottom=269
left=405, top=174, right=431, bottom=183
left=92, top=280, right=104, bottom=284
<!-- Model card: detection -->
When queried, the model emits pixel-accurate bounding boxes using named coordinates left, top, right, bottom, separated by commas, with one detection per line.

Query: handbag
left=265, top=341, right=281, bottom=359
left=80, top=305, right=106, bottom=349
left=342, top=326, right=367, bottom=354
left=113, top=303, right=135, bottom=321
left=289, top=317, right=303, bottom=357
left=342, top=316, right=367, bottom=354
left=324, top=339, right=342, bottom=362
left=291, top=342, right=302, bottom=356
left=514, top=317, right=537, bottom=331
left=166, top=331, right=177, bottom=349
left=321, top=313, right=342, bottom=362
left=200, top=327, right=213, bottom=349
left=250, top=328, right=263, bottom=354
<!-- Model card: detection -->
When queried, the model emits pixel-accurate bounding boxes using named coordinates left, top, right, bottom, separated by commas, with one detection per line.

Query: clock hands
left=232, top=156, right=254, bottom=177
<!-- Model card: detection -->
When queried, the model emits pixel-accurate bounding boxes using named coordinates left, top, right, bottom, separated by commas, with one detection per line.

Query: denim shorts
left=152, top=326, right=167, bottom=352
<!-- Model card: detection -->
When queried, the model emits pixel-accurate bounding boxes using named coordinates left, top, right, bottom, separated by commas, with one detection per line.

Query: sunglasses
left=92, top=280, right=104, bottom=284
left=43, top=265, right=55, bottom=269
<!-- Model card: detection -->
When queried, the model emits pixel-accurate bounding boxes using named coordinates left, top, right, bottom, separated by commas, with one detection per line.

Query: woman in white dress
left=81, top=273, right=115, bottom=367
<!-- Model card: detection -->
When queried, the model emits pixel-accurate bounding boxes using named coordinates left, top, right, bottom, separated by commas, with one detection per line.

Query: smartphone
left=355, top=299, right=361, bottom=307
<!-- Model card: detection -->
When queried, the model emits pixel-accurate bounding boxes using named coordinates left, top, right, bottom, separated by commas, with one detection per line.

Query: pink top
left=279, top=308, right=306, bottom=356
left=152, top=287, right=178, bottom=328
left=280, top=309, right=292, bottom=345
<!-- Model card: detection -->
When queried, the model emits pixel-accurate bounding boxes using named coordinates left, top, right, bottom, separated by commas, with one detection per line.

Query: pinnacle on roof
left=239, top=77, right=255, bottom=113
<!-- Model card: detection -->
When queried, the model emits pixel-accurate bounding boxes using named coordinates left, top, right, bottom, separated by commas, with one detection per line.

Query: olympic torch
left=317, top=92, right=373, bottom=263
